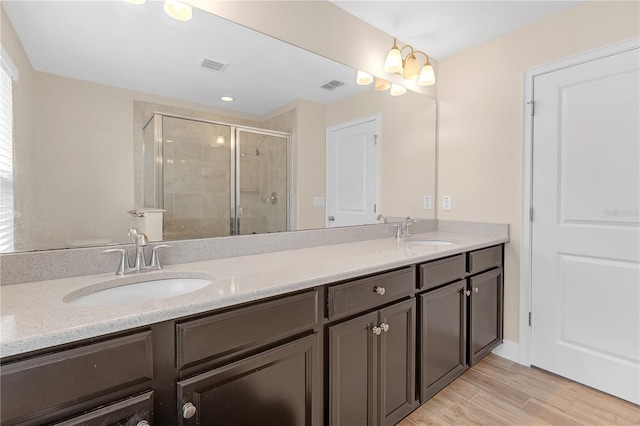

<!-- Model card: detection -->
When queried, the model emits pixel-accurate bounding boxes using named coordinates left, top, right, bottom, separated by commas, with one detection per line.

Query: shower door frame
left=143, top=112, right=291, bottom=237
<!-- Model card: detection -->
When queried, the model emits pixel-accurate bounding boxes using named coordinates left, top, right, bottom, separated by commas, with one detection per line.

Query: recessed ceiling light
left=220, top=96, right=234, bottom=102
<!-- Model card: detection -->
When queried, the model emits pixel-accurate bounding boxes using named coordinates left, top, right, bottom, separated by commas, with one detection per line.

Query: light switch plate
left=313, top=197, right=325, bottom=207
left=442, top=195, right=452, bottom=211
left=423, top=195, right=432, bottom=210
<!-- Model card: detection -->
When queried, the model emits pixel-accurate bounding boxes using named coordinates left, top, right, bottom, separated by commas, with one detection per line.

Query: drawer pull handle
left=374, top=286, right=386, bottom=295
left=372, top=325, right=382, bottom=336
left=183, top=402, right=197, bottom=419
left=473, top=287, right=479, bottom=293
left=380, top=322, right=389, bottom=332
left=136, top=421, right=150, bottom=426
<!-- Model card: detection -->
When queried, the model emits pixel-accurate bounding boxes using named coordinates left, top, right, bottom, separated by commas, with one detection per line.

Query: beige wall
left=437, top=1, right=640, bottom=343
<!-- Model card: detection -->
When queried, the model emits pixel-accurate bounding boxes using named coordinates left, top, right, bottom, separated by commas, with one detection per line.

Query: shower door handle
left=328, top=216, right=335, bottom=222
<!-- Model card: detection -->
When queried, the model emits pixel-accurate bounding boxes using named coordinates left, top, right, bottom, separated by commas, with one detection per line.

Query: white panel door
left=531, top=47, right=640, bottom=404
left=326, top=118, right=379, bottom=227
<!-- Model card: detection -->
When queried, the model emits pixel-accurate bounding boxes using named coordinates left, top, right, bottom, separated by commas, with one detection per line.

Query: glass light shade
left=418, top=63, right=436, bottom=86
left=402, top=54, right=420, bottom=80
left=374, top=78, right=391, bottom=91
left=356, top=70, right=374, bottom=86
left=390, top=84, right=406, bottom=96
left=164, top=0, right=192, bottom=21
left=384, top=47, right=403, bottom=73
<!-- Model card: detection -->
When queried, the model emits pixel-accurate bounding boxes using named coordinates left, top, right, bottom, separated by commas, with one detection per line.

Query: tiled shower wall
left=162, top=117, right=232, bottom=240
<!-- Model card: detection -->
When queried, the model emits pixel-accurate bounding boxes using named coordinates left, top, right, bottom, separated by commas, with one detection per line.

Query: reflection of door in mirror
left=141, top=113, right=289, bottom=241
left=326, top=116, right=380, bottom=228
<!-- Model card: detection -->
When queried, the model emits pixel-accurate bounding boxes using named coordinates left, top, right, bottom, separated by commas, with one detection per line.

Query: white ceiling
left=3, top=1, right=368, bottom=116
left=331, top=1, right=583, bottom=60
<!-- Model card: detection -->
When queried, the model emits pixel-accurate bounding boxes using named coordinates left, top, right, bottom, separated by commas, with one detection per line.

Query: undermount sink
left=66, top=277, right=213, bottom=307
left=403, top=238, right=456, bottom=246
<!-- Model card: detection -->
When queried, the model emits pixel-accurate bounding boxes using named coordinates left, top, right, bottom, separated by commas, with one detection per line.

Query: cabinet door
left=54, top=392, right=153, bottom=426
left=419, top=280, right=468, bottom=402
left=177, top=334, right=320, bottom=426
left=329, top=311, right=379, bottom=426
left=378, top=298, right=416, bottom=426
left=469, top=268, right=504, bottom=365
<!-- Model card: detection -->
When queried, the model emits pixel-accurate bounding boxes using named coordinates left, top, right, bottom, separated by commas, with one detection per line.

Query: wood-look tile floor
left=398, top=354, right=640, bottom=426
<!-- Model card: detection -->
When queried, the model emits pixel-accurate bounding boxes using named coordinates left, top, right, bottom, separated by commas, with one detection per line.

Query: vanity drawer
left=468, top=245, right=503, bottom=275
left=419, top=254, right=466, bottom=291
left=327, top=266, right=415, bottom=321
left=0, top=331, right=153, bottom=425
left=176, top=290, right=319, bottom=370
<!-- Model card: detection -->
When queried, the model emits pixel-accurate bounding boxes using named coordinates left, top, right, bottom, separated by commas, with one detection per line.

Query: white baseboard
left=491, top=339, right=519, bottom=363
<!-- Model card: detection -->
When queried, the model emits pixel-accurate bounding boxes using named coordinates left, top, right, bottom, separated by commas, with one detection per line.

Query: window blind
left=0, top=59, right=14, bottom=252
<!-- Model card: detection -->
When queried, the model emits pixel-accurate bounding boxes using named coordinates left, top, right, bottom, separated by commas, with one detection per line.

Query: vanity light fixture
left=374, top=78, right=391, bottom=91
left=164, top=0, right=192, bottom=21
left=220, top=96, right=234, bottom=102
left=383, top=38, right=435, bottom=86
left=356, top=70, right=373, bottom=86
left=390, top=83, right=407, bottom=96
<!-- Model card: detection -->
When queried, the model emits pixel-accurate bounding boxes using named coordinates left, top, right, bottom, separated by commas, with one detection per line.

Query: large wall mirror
left=1, top=1, right=436, bottom=252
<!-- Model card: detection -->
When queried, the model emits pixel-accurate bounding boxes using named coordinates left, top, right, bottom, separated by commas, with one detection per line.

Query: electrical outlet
left=423, top=195, right=432, bottom=210
left=442, top=195, right=452, bottom=211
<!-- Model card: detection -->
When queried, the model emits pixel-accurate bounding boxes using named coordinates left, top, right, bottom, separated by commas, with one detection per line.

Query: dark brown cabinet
left=418, top=245, right=504, bottom=402
left=54, top=392, right=154, bottom=426
left=177, top=333, right=320, bottom=426
left=419, top=280, right=467, bottom=401
left=468, top=267, right=503, bottom=366
left=329, top=298, right=415, bottom=426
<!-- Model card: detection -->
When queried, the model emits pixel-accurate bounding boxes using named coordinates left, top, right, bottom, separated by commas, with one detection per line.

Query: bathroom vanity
left=0, top=230, right=506, bottom=425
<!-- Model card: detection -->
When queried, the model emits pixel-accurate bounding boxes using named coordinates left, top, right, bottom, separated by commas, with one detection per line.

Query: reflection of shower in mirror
left=240, top=135, right=274, bottom=204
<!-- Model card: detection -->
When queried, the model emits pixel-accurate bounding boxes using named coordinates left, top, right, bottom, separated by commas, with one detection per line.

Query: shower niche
left=142, top=113, right=289, bottom=240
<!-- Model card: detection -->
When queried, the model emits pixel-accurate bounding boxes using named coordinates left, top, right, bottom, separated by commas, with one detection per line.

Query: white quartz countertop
left=0, top=231, right=507, bottom=358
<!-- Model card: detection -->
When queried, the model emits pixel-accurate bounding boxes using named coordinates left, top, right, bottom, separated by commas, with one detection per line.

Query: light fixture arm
left=410, top=50, right=431, bottom=65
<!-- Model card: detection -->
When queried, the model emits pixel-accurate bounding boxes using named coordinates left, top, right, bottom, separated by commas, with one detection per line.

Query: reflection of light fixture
left=220, top=96, right=234, bottom=102
left=390, top=84, right=406, bottom=96
left=127, top=0, right=147, bottom=4
left=216, top=135, right=225, bottom=144
left=356, top=70, right=373, bottom=85
left=164, top=0, right=192, bottom=21
left=374, top=78, right=391, bottom=91
left=383, top=37, right=435, bottom=86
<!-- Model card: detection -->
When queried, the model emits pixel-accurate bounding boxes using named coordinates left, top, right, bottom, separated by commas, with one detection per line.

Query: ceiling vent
left=321, top=80, right=345, bottom=90
left=198, top=56, right=229, bottom=72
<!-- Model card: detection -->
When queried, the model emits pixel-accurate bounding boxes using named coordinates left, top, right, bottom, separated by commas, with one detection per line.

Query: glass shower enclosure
left=142, top=113, right=289, bottom=240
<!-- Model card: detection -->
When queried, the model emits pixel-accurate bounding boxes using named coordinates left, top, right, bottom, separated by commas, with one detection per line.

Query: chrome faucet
left=399, top=216, right=415, bottom=238
left=129, top=228, right=149, bottom=271
left=102, top=228, right=170, bottom=275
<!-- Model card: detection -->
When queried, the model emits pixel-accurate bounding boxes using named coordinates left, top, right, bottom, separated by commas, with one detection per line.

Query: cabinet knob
left=372, top=325, right=382, bottom=336
left=136, top=421, right=150, bottom=426
left=380, top=322, right=389, bottom=332
left=182, top=402, right=197, bottom=419
left=460, top=289, right=470, bottom=296
left=473, top=287, right=479, bottom=293
left=374, top=286, right=386, bottom=296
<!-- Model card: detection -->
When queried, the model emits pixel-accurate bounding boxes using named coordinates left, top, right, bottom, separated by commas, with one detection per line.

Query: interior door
left=326, top=117, right=379, bottom=228
left=530, top=47, right=640, bottom=404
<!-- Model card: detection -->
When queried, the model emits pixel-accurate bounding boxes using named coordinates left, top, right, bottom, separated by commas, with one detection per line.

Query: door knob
left=328, top=216, right=335, bottom=221
left=182, top=402, right=197, bottom=419
left=380, top=322, right=390, bottom=332
left=374, top=286, right=386, bottom=295
left=372, top=325, right=382, bottom=335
